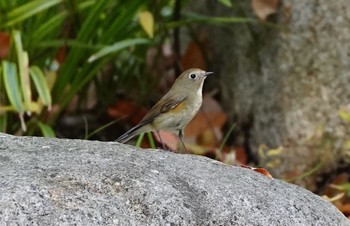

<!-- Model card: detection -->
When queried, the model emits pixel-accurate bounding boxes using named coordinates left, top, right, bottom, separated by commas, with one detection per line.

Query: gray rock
left=0, top=133, right=348, bottom=226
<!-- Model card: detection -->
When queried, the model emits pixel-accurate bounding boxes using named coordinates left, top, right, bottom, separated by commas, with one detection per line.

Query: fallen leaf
left=241, top=165, right=273, bottom=179
left=184, top=143, right=208, bottom=155
left=197, top=128, right=221, bottom=146
left=181, top=41, right=206, bottom=70
left=185, top=111, right=227, bottom=138
left=185, top=94, right=227, bottom=138
left=337, top=203, right=350, bottom=216
left=251, top=0, right=279, bottom=20
left=235, top=146, right=247, bottom=164
left=108, top=100, right=147, bottom=125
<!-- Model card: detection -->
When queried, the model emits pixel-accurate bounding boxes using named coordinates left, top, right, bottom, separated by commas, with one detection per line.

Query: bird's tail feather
left=116, top=124, right=150, bottom=143
left=115, top=129, right=138, bottom=143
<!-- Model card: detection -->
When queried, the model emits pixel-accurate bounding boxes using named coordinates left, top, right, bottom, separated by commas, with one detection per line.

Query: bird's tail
left=115, top=124, right=150, bottom=143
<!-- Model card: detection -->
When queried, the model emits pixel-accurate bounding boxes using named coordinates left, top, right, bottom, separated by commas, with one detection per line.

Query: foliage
left=0, top=0, right=155, bottom=136
left=0, top=0, right=250, bottom=137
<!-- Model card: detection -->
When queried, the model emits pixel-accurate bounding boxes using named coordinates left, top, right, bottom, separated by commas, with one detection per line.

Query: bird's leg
left=156, top=130, right=166, bottom=150
left=178, top=129, right=188, bottom=153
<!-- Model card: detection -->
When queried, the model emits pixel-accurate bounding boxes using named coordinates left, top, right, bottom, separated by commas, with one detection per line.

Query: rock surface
left=0, top=133, right=348, bottom=226
left=195, top=0, right=350, bottom=188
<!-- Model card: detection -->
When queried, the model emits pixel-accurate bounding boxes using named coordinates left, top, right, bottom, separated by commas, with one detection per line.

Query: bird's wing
left=115, top=96, right=186, bottom=143
left=139, top=96, right=186, bottom=125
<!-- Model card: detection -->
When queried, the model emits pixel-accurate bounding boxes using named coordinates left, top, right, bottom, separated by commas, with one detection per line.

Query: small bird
left=116, top=68, right=213, bottom=151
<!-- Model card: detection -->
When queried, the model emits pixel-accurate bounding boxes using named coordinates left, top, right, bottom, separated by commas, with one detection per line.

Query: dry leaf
left=235, top=146, right=248, bottom=164
left=0, top=32, right=10, bottom=59
left=139, top=11, right=154, bottom=38
left=185, top=94, right=227, bottom=138
left=337, top=203, right=350, bottom=216
left=108, top=100, right=147, bottom=125
left=181, top=41, right=206, bottom=70
left=186, top=143, right=209, bottom=155
left=56, top=46, right=66, bottom=64
left=185, top=112, right=227, bottom=137
left=197, top=128, right=220, bottom=146
left=251, top=0, right=279, bottom=20
left=241, top=165, right=273, bottom=179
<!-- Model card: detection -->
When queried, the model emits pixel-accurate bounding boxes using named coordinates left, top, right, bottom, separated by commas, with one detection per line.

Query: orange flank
left=169, top=102, right=186, bottom=113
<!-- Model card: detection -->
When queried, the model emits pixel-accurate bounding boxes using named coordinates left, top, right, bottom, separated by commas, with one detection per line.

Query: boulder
left=0, top=133, right=348, bottom=225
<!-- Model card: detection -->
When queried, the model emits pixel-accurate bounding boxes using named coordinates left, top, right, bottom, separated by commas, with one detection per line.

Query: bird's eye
left=189, top=73, right=197, bottom=80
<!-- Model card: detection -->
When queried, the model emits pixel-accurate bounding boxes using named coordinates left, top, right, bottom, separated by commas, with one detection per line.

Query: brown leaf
left=185, top=111, right=227, bottom=138
left=108, top=100, right=147, bottom=125
left=185, top=94, right=227, bottom=138
left=251, top=0, right=279, bottom=21
left=0, top=32, right=10, bottom=59
left=181, top=41, right=206, bottom=70
left=56, top=46, right=67, bottom=64
left=197, top=128, right=219, bottom=146
left=337, top=203, right=350, bottom=216
left=235, top=146, right=248, bottom=164
left=241, top=165, right=273, bottom=179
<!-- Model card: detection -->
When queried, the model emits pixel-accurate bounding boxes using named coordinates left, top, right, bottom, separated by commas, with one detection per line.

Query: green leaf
left=1, top=61, right=24, bottom=113
left=30, top=0, right=95, bottom=41
left=38, top=122, right=55, bottom=137
left=0, top=113, right=7, bottom=132
left=217, top=0, right=232, bottom=7
left=52, top=0, right=109, bottom=98
left=4, top=0, right=63, bottom=27
left=13, top=31, right=31, bottom=111
left=31, top=12, right=68, bottom=41
left=29, top=66, right=52, bottom=110
left=88, top=38, right=150, bottom=62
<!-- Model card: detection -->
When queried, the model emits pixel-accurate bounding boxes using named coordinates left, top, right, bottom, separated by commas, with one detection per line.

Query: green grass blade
left=102, top=0, right=145, bottom=43
left=85, top=119, right=121, bottom=140
left=146, top=132, right=156, bottom=149
left=38, top=121, right=56, bottom=137
left=1, top=61, right=24, bottom=113
left=88, top=38, right=150, bottom=62
left=31, top=1, right=95, bottom=42
left=218, top=123, right=236, bottom=152
left=53, top=0, right=108, bottom=99
left=135, top=133, right=145, bottom=147
left=31, top=11, right=67, bottom=41
left=13, top=31, right=31, bottom=111
left=29, top=66, right=52, bottom=110
left=4, top=0, right=63, bottom=27
left=0, top=113, right=7, bottom=132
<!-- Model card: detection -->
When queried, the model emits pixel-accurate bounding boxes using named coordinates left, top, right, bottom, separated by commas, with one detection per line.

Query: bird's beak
left=204, top=71, right=214, bottom=76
